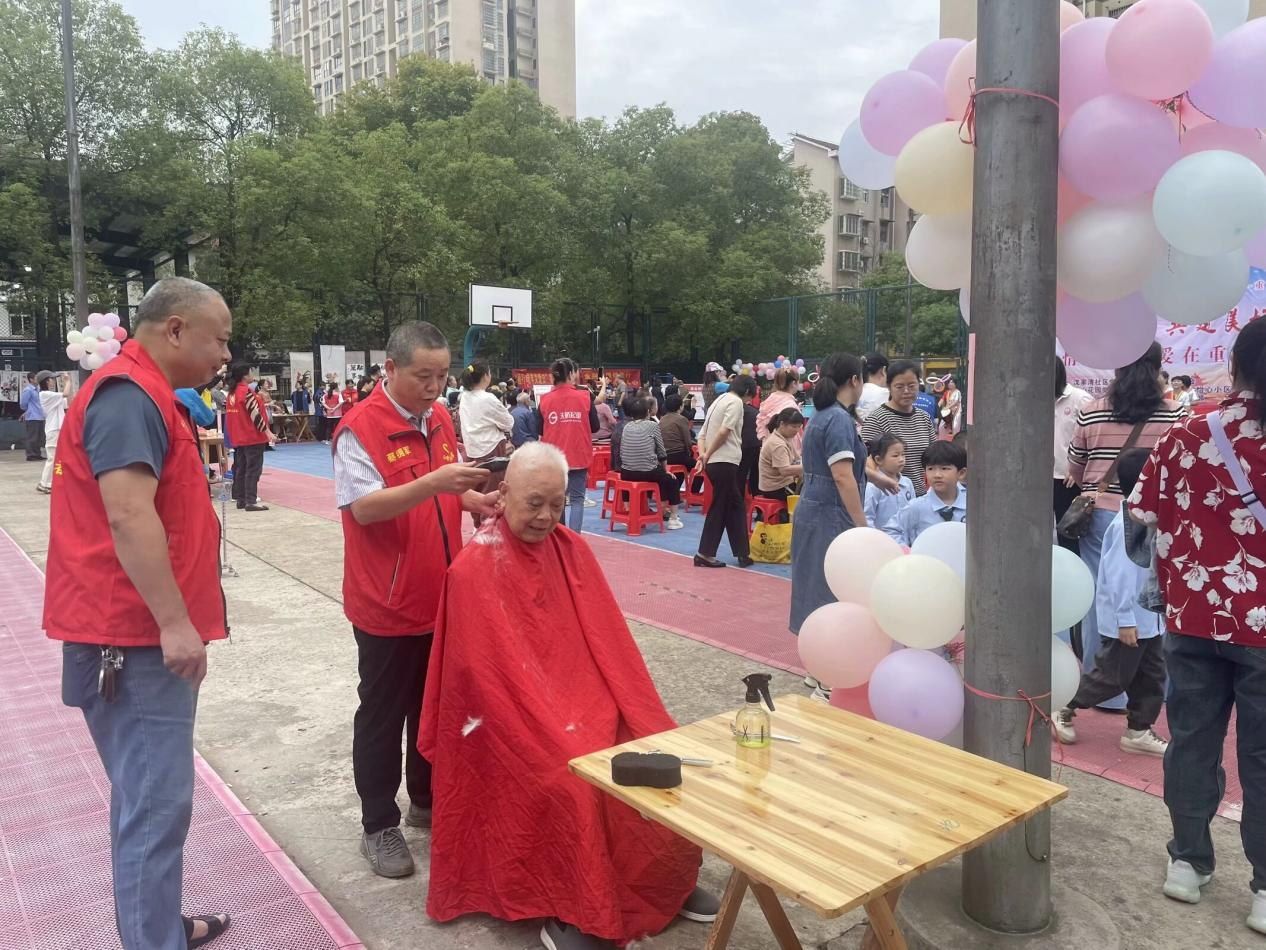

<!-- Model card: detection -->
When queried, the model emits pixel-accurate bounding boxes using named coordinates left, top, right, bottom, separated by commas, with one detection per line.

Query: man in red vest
left=44, top=276, right=234, bottom=949
left=539, top=357, right=598, bottom=532
left=333, top=321, right=498, bottom=878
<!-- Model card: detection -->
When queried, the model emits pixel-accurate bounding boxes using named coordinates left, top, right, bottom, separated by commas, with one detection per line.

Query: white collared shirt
left=333, top=383, right=433, bottom=509
left=1053, top=384, right=1091, bottom=480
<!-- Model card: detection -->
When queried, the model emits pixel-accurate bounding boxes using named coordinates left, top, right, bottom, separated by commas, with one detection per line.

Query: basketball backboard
left=470, top=284, right=533, bottom=328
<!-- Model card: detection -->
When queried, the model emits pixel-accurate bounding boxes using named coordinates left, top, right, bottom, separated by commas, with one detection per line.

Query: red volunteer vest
left=43, top=342, right=227, bottom=647
left=336, top=385, right=464, bottom=636
left=225, top=383, right=269, bottom=446
left=540, top=384, right=594, bottom=470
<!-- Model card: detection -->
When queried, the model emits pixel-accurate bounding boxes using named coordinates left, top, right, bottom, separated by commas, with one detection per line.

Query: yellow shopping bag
left=749, top=521, right=793, bottom=564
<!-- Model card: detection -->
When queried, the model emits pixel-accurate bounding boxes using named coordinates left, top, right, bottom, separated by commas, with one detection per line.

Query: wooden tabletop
left=569, top=694, right=1066, bottom=920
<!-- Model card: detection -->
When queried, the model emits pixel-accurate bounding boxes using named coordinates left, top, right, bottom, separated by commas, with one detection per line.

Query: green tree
left=861, top=252, right=962, bottom=356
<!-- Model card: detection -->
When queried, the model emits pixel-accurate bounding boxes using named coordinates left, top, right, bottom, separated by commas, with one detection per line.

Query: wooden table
left=198, top=431, right=227, bottom=478
left=269, top=411, right=314, bottom=443
left=569, top=694, right=1066, bottom=949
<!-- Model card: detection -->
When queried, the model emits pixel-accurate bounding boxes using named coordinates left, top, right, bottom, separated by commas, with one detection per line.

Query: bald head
left=502, top=443, right=569, bottom=542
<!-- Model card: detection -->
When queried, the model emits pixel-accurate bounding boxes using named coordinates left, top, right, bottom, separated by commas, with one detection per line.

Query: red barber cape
left=419, top=519, right=700, bottom=944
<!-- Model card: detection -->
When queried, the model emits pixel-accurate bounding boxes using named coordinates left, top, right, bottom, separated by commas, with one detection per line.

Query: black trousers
left=621, top=466, right=681, bottom=506
left=352, top=628, right=433, bottom=834
left=25, top=419, right=45, bottom=459
left=699, top=461, right=749, bottom=559
left=231, top=443, right=265, bottom=505
left=1068, top=635, right=1166, bottom=732
left=740, top=448, right=760, bottom=498
left=756, top=486, right=791, bottom=502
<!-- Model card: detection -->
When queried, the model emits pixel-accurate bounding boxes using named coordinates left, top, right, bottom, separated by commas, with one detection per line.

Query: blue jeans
left=566, top=468, right=587, bottom=533
left=1163, top=633, right=1266, bottom=893
left=1078, top=506, right=1125, bottom=708
left=62, top=643, right=198, bottom=950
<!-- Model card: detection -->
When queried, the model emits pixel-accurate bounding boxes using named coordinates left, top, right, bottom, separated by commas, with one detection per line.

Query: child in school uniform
left=1054, top=448, right=1168, bottom=757
left=863, top=434, right=915, bottom=532
left=883, top=440, right=967, bottom=546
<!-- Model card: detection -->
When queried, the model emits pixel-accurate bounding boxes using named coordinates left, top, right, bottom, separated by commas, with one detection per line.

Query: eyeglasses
left=890, top=383, right=919, bottom=393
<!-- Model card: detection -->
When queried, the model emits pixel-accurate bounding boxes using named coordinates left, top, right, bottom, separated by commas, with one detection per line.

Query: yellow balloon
left=894, top=121, right=974, bottom=216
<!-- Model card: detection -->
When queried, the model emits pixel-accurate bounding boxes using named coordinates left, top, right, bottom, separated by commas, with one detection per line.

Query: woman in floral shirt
left=1129, top=318, right=1266, bottom=933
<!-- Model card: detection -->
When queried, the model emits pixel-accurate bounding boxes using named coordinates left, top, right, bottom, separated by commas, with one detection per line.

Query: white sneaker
left=809, top=686, right=832, bottom=704
left=1249, top=890, right=1266, bottom=935
left=665, top=516, right=684, bottom=530
left=583, top=498, right=597, bottom=508
left=803, top=674, right=820, bottom=689
left=1163, top=859, right=1213, bottom=904
left=1120, top=727, right=1168, bottom=757
left=1053, top=708, right=1077, bottom=744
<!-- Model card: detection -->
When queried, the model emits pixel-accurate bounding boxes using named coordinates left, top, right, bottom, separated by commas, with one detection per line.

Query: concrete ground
left=0, top=449, right=1261, bottom=950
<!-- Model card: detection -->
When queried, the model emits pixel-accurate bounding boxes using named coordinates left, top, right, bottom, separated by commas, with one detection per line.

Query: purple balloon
left=1059, top=95, right=1180, bottom=202
left=1188, top=19, right=1266, bottom=129
left=1059, top=18, right=1121, bottom=121
left=859, top=70, right=947, bottom=157
left=1057, top=293, right=1158, bottom=370
left=909, top=38, right=968, bottom=87
left=867, top=649, right=964, bottom=741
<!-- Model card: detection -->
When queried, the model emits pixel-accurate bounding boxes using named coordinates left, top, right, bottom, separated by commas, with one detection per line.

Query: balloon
left=944, top=40, right=976, bottom=123
left=1180, top=121, right=1266, bottom=175
left=1143, top=247, right=1249, bottom=325
left=1052, top=545, right=1095, bottom=631
left=1057, top=293, right=1160, bottom=370
left=66, top=330, right=83, bottom=345
left=1187, top=19, right=1266, bottom=128
left=1194, top=0, right=1249, bottom=37
left=81, top=336, right=99, bottom=355
left=1105, top=0, right=1214, bottom=100
left=1057, top=199, right=1164, bottom=302
left=797, top=602, right=893, bottom=690
left=909, top=37, right=968, bottom=87
left=1051, top=636, right=1083, bottom=710
left=911, top=521, right=967, bottom=582
left=859, top=70, right=946, bottom=157
left=1153, top=150, right=1266, bottom=256
left=1059, top=18, right=1122, bottom=123
left=765, top=367, right=776, bottom=380
left=65, top=343, right=85, bottom=361
left=103, top=312, right=120, bottom=327
left=870, top=554, right=965, bottom=649
left=1058, top=175, right=1092, bottom=229
left=87, top=312, right=104, bottom=327
left=905, top=212, right=972, bottom=291
left=796, top=359, right=805, bottom=367
left=868, top=650, right=964, bottom=741
left=1247, top=228, right=1266, bottom=267
left=894, top=121, right=974, bottom=216
left=1059, top=95, right=1180, bottom=202
left=83, top=353, right=104, bottom=371
left=823, top=526, right=904, bottom=606
left=837, top=120, right=897, bottom=191
left=97, top=325, right=116, bottom=341
left=958, top=286, right=970, bottom=325
left=1059, top=0, right=1085, bottom=31
left=113, top=326, right=127, bottom=341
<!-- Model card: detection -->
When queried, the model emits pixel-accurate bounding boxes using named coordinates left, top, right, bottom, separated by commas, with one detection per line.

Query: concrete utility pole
left=962, top=0, right=1060, bottom=934
left=61, top=0, right=89, bottom=326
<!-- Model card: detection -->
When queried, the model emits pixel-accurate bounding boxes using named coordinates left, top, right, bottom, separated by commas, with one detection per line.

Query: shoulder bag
left=1057, top=420, right=1147, bottom=541
left=1208, top=411, right=1266, bottom=529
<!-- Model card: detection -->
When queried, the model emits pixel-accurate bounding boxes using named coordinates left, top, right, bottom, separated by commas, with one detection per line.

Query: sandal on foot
left=183, top=913, right=231, bottom=948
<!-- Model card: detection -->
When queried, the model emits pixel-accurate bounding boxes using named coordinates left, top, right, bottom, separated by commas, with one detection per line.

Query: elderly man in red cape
left=419, top=442, right=718, bottom=949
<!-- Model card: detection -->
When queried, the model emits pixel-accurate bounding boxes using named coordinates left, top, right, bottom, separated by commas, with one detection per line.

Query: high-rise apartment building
left=270, top=0, right=576, bottom=119
left=789, top=134, right=915, bottom=292
left=941, top=0, right=1266, bottom=39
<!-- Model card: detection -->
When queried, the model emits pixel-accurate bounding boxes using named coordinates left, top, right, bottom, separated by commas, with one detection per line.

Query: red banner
left=512, top=368, right=642, bottom=388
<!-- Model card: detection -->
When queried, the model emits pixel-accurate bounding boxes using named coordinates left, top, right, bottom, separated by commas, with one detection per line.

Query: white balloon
left=1153, top=149, right=1266, bottom=257
left=1051, top=545, right=1095, bottom=631
left=1194, top=0, right=1250, bottom=38
left=83, top=353, right=104, bottom=371
left=837, top=119, right=897, bottom=191
left=959, top=286, right=970, bottom=325
left=66, top=330, right=83, bottom=345
left=870, top=554, right=965, bottom=650
left=910, top=521, right=967, bottom=582
left=81, top=336, right=99, bottom=355
left=97, top=325, right=116, bottom=341
left=1143, top=247, right=1249, bottom=325
left=1051, top=636, right=1082, bottom=709
left=1057, top=199, right=1164, bottom=302
left=893, top=121, right=974, bottom=216
left=823, top=527, right=904, bottom=606
left=906, top=212, right=972, bottom=291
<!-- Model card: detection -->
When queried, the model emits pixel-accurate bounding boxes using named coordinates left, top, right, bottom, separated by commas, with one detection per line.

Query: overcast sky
left=117, top=0, right=941, bottom=144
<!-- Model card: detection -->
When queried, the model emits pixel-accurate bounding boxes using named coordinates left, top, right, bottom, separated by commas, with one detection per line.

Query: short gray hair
left=134, top=277, right=224, bottom=324
left=386, top=322, right=449, bottom=368
left=516, top=391, right=531, bottom=406
left=505, top=441, right=568, bottom=485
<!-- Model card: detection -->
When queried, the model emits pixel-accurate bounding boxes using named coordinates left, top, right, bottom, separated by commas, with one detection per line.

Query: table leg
left=705, top=869, right=749, bottom=950
left=861, top=886, right=906, bottom=950
left=748, top=879, right=803, bottom=949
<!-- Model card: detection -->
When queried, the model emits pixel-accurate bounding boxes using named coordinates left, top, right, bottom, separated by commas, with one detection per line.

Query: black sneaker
left=404, top=803, right=432, bottom=828
left=360, top=827, right=415, bottom=878
left=539, top=919, right=614, bottom=949
left=678, top=885, right=721, bottom=922
left=244, top=503, right=269, bottom=512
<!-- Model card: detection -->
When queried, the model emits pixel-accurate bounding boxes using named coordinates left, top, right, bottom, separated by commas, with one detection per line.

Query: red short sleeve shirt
left=1129, top=392, right=1266, bottom=645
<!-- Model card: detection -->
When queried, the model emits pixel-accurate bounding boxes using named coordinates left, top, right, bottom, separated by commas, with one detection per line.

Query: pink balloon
left=1057, top=293, right=1159, bottom=370
left=867, top=650, right=964, bottom=741
left=944, top=40, right=976, bottom=123
left=797, top=602, right=893, bottom=690
left=860, top=70, right=946, bottom=156
left=909, top=38, right=967, bottom=87
left=1058, top=175, right=1092, bottom=229
left=103, top=312, right=120, bottom=328
left=1059, top=18, right=1121, bottom=123
left=1246, top=228, right=1266, bottom=267
left=1180, top=122, right=1266, bottom=175
left=87, top=312, right=104, bottom=328
left=65, top=343, right=85, bottom=361
left=1059, top=95, right=1179, bottom=201
left=113, top=325, right=127, bottom=341
left=1106, top=0, right=1214, bottom=100
left=1188, top=19, right=1266, bottom=129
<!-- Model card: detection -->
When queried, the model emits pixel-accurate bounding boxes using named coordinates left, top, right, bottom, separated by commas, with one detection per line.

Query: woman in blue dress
left=790, top=353, right=869, bottom=641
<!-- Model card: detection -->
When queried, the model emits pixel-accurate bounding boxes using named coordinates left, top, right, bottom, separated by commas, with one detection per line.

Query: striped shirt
left=1066, top=396, right=1184, bottom=512
left=860, top=403, right=938, bottom=496
left=618, top=419, right=666, bottom=472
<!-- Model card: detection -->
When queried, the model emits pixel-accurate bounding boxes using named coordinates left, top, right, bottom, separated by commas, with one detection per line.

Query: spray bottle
left=734, top=674, right=775, bottom=749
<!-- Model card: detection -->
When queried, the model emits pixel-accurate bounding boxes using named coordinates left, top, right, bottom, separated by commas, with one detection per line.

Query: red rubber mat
left=0, top=529, right=365, bottom=950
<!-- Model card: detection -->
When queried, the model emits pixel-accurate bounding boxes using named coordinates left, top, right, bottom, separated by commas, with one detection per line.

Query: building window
left=412, top=9, right=424, bottom=29
left=351, top=22, right=361, bottom=42
left=437, top=46, right=450, bottom=61
left=353, top=62, right=362, bottom=80
left=334, top=74, right=343, bottom=93
left=840, top=179, right=861, bottom=200
left=436, top=0, right=449, bottom=16
left=841, top=214, right=862, bottom=237
left=839, top=251, right=862, bottom=272
left=376, top=51, right=386, bottom=73
left=437, top=22, right=449, bottom=43
left=349, top=1, right=360, bottom=18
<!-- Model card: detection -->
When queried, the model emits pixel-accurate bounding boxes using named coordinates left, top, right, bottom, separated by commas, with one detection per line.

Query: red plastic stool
left=600, top=476, right=622, bottom=519
left=684, top=470, right=712, bottom=514
left=608, top=480, right=664, bottom=536
left=588, top=449, right=612, bottom=489
left=748, top=496, right=789, bottom=532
